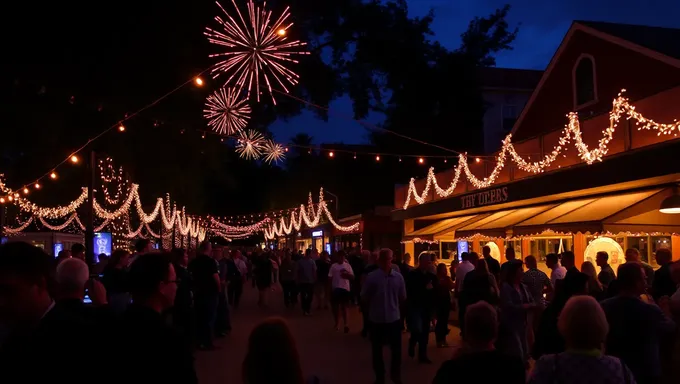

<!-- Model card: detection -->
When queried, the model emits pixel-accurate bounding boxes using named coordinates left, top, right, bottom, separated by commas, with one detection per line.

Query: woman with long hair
left=243, top=318, right=308, bottom=384
left=580, top=261, right=604, bottom=301
left=463, top=259, right=500, bottom=307
left=435, top=263, right=455, bottom=347
left=498, top=260, right=534, bottom=366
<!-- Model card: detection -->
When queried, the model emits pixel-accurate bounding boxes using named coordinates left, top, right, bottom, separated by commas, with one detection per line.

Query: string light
left=23, top=188, right=29, bottom=195
left=418, top=157, right=424, bottom=164
left=204, top=0, right=309, bottom=104
left=34, top=183, right=41, bottom=189
left=118, top=124, right=125, bottom=132
left=50, top=172, right=57, bottom=180
left=376, top=155, right=380, bottom=161
left=70, top=155, right=79, bottom=164
left=402, top=89, right=680, bottom=209
left=195, top=77, right=204, bottom=86
left=329, top=151, right=334, bottom=158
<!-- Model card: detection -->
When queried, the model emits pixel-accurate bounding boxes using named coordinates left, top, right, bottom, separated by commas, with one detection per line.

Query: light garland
left=402, top=90, right=680, bottom=209
left=261, top=188, right=360, bottom=240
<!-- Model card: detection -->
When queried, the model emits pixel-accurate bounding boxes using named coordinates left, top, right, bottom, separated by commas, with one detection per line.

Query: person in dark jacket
left=121, top=253, right=197, bottom=384
left=171, top=248, right=193, bottom=345
left=406, top=254, right=438, bottom=363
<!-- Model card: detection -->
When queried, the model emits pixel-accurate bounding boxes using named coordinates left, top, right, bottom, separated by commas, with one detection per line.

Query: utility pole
left=85, top=150, right=96, bottom=268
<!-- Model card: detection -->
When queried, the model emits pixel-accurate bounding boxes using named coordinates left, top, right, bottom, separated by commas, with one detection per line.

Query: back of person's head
left=110, top=249, right=130, bottom=268
left=505, top=247, right=516, bottom=260
left=482, top=245, right=491, bottom=257
left=128, top=253, right=174, bottom=304
left=170, top=248, right=187, bottom=265
left=243, top=317, right=304, bottom=384
left=464, top=301, right=498, bottom=346
left=198, top=240, right=212, bottom=255
left=71, top=243, right=86, bottom=257
left=655, top=248, right=672, bottom=265
left=135, top=239, right=151, bottom=254
left=403, top=253, right=411, bottom=264
left=335, top=249, right=347, bottom=263
left=378, top=248, right=393, bottom=265
left=460, top=252, right=469, bottom=262
left=561, top=251, right=575, bottom=268
left=505, top=259, right=524, bottom=284
left=558, top=295, right=608, bottom=350
left=625, top=248, right=640, bottom=263
left=617, top=262, right=645, bottom=293
left=304, top=249, right=311, bottom=259
left=56, top=258, right=89, bottom=296
left=475, top=259, right=490, bottom=275
left=0, top=242, right=54, bottom=326
left=468, top=252, right=480, bottom=266
left=525, top=255, right=537, bottom=269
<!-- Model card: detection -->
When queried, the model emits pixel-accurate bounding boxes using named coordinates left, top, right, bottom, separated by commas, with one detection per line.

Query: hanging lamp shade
left=659, top=194, right=680, bottom=214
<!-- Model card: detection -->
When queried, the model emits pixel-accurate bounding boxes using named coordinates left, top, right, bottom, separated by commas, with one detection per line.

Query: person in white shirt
left=455, top=252, right=475, bottom=293
left=328, top=250, right=354, bottom=333
left=546, top=253, right=567, bottom=290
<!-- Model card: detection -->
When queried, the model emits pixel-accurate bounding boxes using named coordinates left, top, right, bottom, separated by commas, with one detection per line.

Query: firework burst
left=235, top=129, right=265, bottom=160
left=203, top=87, right=251, bottom=135
left=262, top=140, right=286, bottom=164
left=205, top=0, right=309, bottom=104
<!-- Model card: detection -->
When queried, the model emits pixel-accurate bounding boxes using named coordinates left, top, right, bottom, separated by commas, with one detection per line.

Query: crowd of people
left=436, top=245, right=680, bottom=384
left=1, top=237, right=680, bottom=384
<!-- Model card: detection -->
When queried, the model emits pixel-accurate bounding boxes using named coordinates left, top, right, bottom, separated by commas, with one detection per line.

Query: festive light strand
left=402, top=90, right=680, bottom=209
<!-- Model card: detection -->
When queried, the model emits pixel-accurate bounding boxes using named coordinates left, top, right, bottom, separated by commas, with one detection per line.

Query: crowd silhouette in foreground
left=1, top=240, right=680, bottom=384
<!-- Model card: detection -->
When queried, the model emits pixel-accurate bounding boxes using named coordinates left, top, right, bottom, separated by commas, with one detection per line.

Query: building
left=393, top=21, right=680, bottom=273
left=479, top=67, right=543, bottom=153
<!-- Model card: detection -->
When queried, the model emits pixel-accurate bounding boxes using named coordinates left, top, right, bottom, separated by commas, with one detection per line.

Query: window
left=502, top=105, right=518, bottom=132
left=573, top=55, right=597, bottom=107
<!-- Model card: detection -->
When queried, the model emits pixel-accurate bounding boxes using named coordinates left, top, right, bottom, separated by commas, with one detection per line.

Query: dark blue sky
left=270, top=0, right=680, bottom=145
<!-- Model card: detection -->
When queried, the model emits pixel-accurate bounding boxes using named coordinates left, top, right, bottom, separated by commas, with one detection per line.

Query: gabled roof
left=576, top=21, right=680, bottom=60
left=510, top=20, right=680, bottom=138
left=478, top=67, right=543, bottom=91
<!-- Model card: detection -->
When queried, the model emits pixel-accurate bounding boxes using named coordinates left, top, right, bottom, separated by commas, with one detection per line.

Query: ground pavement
left=195, top=283, right=462, bottom=384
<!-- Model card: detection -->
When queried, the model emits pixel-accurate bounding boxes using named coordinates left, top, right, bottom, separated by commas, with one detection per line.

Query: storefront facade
left=393, top=21, right=680, bottom=272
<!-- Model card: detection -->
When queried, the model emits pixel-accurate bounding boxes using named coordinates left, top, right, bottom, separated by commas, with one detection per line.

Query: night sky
left=270, top=0, right=680, bottom=145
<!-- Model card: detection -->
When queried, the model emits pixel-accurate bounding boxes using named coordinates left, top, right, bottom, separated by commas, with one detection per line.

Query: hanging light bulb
left=418, top=157, right=424, bottom=164
left=50, top=172, right=57, bottom=179
left=328, top=151, right=334, bottom=158
left=195, top=77, right=204, bottom=86
left=0, top=197, right=5, bottom=204
left=70, top=155, right=79, bottom=164
left=23, top=187, right=29, bottom=195
left=118, top=124, right=126, bottom=132
left=35, top=182, right=41, bottom=189
left=375, top=155, right=381, bottom=161
left=475, top=157, right=481, bottom=163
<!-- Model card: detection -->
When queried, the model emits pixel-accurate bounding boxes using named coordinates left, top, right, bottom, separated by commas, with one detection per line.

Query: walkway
left=195, top=284, right=461, bottom=384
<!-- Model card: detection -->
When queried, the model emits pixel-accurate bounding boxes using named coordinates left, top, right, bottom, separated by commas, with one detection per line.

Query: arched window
left=573, top=55, right=597, bottom=108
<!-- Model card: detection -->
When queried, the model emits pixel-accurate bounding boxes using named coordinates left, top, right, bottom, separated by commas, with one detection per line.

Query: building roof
left=576, top=20, right=680, bottom=60
left=478, top=67, right=543, bottom=91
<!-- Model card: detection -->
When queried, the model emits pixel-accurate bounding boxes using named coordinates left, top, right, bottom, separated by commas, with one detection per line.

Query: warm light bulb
left=35, top=183, right=41, bottom=189
left=475, top=157, right=481, bottom=163
left=329, top=151, right=334, bottom=158
left=118, top=124, right=126, bottom=132
left=277, top=28, right=286, bottom=36
left=444, top=159, right=448, bottom=163
left=23, top=188, right=29, bottom=194
left=8, top=196, right=13, bottom=202
left=418, top=157, right=424, bottom=164
left=0, top=197, right=4, bottom=204
left=195, top=77, right=204, bottom=86
left=353, top=153, right=357, bottom=159
left=50, top=172, right=57, bottom=179
left=375, top=155, right=380, bottom=161
left=70, top=155, right=79, bottom=164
